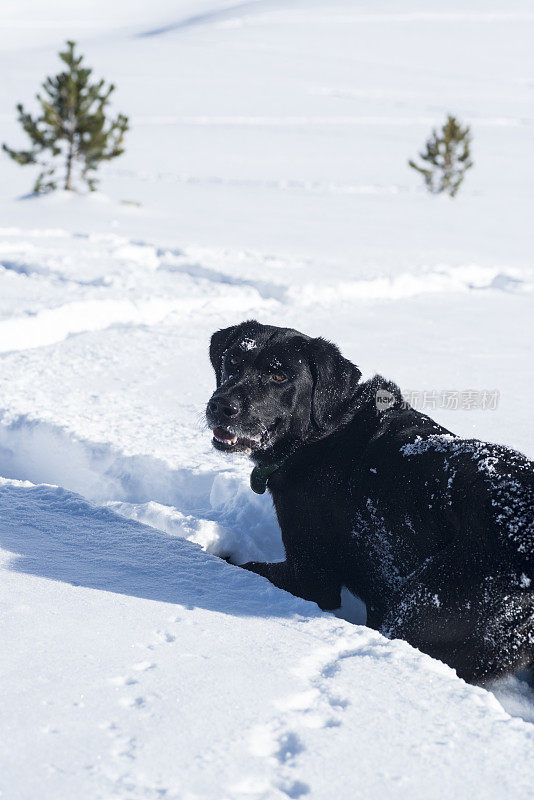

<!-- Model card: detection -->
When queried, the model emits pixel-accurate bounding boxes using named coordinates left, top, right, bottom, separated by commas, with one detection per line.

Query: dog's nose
left=208, top=397, right=240, bottom=419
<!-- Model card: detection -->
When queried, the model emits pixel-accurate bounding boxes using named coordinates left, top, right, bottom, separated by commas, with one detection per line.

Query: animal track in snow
left=249, top=724, right=305, bottom=764
left=131, top=660, right=156, bottom=672
left=96, top=618, right=183, bottom=794
left=118, top=695, right=146, bottom=709
left=110, top=734, right=137, bottom=761
left=240, top=628, right=357, bottom=797
left=154, top=629, right=176, bottom=644
left=241, top=626, right=395, bottom=798
left=108, top=676, right=139, bottom=687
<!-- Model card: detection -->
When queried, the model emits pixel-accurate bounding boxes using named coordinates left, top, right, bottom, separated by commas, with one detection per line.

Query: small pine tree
left=2, top=41, right=129, bottom=194
left=408, top=115, right=473, bottom=197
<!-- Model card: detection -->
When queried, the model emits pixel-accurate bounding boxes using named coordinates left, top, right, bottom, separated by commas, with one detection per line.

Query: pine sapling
left=409, top=115, right=473, bottom=197
left=2, top=41, right=129, bottom=194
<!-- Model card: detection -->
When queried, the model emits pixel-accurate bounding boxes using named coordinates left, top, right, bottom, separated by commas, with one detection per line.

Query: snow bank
left=1, top=476, right=533, bottom=800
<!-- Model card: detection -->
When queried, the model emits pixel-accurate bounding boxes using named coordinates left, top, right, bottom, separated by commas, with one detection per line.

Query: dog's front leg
left=239, top=559, right=297, bottom=595
left=239, top=558, right=341, bottom=611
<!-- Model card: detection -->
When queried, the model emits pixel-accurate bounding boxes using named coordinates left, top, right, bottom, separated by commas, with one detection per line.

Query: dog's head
left=206, top=320, right=361, bottom=458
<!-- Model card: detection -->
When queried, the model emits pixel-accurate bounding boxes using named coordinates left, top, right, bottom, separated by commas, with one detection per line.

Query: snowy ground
left=1, top=2, right=533, bottom=798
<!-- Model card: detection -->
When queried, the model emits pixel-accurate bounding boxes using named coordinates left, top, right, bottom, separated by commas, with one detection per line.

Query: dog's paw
left=219, top=552, right=239, bottom=566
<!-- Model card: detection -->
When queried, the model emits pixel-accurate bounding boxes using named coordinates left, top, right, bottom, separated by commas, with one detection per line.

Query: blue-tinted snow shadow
left=136, top=1, right=271, bottom=38
left=0, top=480, right=317, bottom=619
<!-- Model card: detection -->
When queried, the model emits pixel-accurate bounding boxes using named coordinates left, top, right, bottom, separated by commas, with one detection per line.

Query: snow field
left=1, top=1, right=534, bottom=798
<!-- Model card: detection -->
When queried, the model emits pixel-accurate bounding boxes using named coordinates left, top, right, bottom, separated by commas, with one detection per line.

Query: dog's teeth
left=214, top=432, right=237, bottom=444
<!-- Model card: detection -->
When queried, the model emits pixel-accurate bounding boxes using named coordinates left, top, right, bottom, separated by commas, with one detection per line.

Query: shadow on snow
left=0, top=480, right=313, bottom=619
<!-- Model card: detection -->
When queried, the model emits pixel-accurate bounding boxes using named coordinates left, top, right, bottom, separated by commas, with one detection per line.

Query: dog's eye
left=270, top=373, right=287, bottom=383
left=228, top=354, right=241, bottom=365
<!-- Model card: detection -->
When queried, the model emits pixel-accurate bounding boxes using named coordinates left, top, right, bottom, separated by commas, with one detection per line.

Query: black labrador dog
left=206, top=320, right=533, bottom=684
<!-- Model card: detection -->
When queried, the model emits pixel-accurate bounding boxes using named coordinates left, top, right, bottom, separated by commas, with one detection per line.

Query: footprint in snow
left=131, top=660, right=156, bottom=672
left=240, top=633, right=367, bottom=798
left=154, top=629, right=176, bottom=643
left=110, top=734, right=137, bottom=760
left=108, top=675, right=138, bottom=687
left=119, top=695, right=146, bottom=709
left=250, top=724, right=305, bottom=764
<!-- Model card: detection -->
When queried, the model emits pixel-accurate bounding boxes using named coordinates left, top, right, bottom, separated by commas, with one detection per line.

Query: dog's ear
left=209, top=324, right=240, bottom=387
left=308, top=337, right=362, bottom=433
left=209, top=320, right=258, bottom=387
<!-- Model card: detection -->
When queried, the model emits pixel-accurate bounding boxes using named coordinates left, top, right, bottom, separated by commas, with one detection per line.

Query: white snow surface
left=1, top=1, right=533, bottom=798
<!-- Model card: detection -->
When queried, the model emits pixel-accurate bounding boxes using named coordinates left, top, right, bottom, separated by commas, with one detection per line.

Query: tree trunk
left=64, top=107, right=76, bottom=191
left=64, top=138, right=74, bottom=191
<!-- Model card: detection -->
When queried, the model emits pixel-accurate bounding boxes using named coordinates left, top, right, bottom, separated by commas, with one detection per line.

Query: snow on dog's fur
left=208, top=320, right=534, bottom=684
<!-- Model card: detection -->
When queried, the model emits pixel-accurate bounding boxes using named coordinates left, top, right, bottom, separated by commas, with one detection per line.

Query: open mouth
left=212, top=426, right=264, bottom=453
